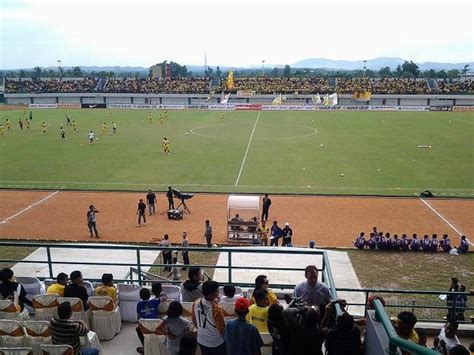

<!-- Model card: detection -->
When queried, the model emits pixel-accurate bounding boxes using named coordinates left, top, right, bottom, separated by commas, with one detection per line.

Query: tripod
left=177, top=199, right=191, bottom=214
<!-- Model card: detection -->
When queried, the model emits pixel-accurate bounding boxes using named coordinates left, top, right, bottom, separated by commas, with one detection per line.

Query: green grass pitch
left=0, top=108, right=473, bottom=196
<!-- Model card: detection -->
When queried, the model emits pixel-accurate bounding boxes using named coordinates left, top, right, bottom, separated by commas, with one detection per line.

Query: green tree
left=71, top=66, right=83, bottom=77
left=401, top=61, right=420, bottom=78
left=437, top=70, right=447, bottom=79
left=378, top=66, right=392, bottom=78
left=216, top=66, right=222, bottom=78
left=461, top=64, right=470, bottom=75
left=446, top=69, right=460, bottom=79
left=32, top=66, right=42, bottom=81
left=204, top=67, right=213, bottom=77
left=283, top=65, right=291, bottom=77
left=19, top=69, right=26, bottom=79
left=271, top=67, right=279, bottom=77
left=395, top=65, right=402, bottom=78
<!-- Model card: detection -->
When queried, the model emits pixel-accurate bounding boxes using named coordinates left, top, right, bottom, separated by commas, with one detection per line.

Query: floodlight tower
left=262, top=60, right=265, bottom=76
left=57, top=60, right=62, bottom=80
left=363, top=60, right=367, bottom=77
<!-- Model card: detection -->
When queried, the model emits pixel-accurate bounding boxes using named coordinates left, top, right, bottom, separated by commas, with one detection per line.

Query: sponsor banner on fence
left=367, top=106, right=398, bottom=111
left=235, top=104, right=262, bottom=111
left=187, top=104, right=210, bottom=110
left=430, top=105, right=453, bottom=112
left=262, top=105, right=315, bottom=111
left=208, top=104, right=235, bottom=110
left=396, top=106, right=429, bottom=111
left=29, top=104, right=58, bottom=109
left=453, top=106, right=474, bottom=112
left=237, top=90, right=255, bottom=96
left=81, top=103, right=107, bottom=109
left=107, top=104, right=186, bottom=110
left=57, top=103, right=81, bottom=109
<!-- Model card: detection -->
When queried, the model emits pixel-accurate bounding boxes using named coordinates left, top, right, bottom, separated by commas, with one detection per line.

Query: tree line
left=1, top=61, right=470, bottom=80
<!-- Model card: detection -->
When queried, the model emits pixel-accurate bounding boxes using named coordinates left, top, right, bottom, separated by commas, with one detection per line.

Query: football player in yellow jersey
left=148, top=111, right=153, bottom=123
left=162, top=137, right=170, bottom=154
left=0, top=124, right=4, bottom=136
left=72, top=120, right=78, bottom=132
left=159, top=114, right=164, bottom=125
left=25, top=120, right=30, bottom=130
left=107, top=109, right=112, bottom=119
left=23, top=105, right=27, bottom=116
left=41, top=121, right=47, bottom=134
left=5, top=119, right=12, bottom=131
left=164, top=109, right=168, bottom=120
left=112, top=122, right=117, bottom=134
left=101, top=122, right=108, bottom=135
left=220, top=112, right=224, bottom=122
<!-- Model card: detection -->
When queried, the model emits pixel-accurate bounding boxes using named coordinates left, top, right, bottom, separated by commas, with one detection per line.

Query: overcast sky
left=1, top=0, right=473, bottom=69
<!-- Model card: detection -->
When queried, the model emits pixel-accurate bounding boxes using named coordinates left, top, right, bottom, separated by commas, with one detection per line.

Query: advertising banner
left=81, top=103, right=107, bottom=109
left=453, top=106, right=474, bottom=112
left=29, top=104, right=58, bottom=109
left=57, top=103, right=81, bottom=109
left=235, top=104, right=262, bottom=111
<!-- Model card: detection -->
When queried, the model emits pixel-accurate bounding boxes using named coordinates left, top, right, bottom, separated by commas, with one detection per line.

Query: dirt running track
left=0, top=190, right=473, bottom=247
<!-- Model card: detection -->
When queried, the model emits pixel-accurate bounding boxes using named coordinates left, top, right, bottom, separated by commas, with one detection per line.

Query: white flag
left=221, top=93, right=231, bottom=104
left=323, top=94, right=330, bottom=106
left=312, top=93, right=321, bottom=105
left=329, top=93, right=338, bottom=106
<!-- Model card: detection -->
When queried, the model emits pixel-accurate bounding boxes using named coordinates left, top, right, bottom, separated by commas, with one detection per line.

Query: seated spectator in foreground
left=391, top=311, right=422, bottom=348
left=0, top=267, right=33, bottom=311
left=250, top=274, right=279, bottom=306
left=415, top=327, right=427, bottom=347
left=151, top=281, right=167, bottom=299
left=321, top=304, right=362, bottom=355
left=448, top=344, right=470, bottom=355
left=458, top=235, right=469, bottom=253
left=136, top=287, right=165, bottom=354
left=192, top=280, right=226, bottom=355
left=267, top=303, right=291, bottom=355
left=64, top=270, right=89, bottom=310
left=220, top=284, right=239, bottom=303
left=158, top=301, right=193, bottom=355
left=434, top=321, right=461, bottom=354
left=47, top=272, right=69, bottom=296
left=95, top=273, right=117, bottom=303
left=224, top=297, right=263, bottom=355
left=50, top=301, right=91, bottom=355
left=293, top=265, right=331, bottom=309
left=247, top=289, right=270, bottom=333
left=354, top=232, right=366, bottom=249
left=283, top=305, right=322, bottom=355
left=181, top=267, right=203, bottom=302
left=468, top=342, right=474, bottom=354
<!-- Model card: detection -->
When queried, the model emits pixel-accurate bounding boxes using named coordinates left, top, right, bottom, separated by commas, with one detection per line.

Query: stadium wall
left=5, top=93, right=474, bottom=106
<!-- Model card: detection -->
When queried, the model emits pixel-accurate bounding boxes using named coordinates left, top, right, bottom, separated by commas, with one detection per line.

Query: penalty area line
left=0, top=190, right=60, bottom=224
left=419, top=198, right=463, bottom=236
left=235, top=112, right=261, bottom=186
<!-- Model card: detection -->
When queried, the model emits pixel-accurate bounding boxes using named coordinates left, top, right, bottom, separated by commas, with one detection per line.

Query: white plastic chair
left=23, top=321, right=52, bottom=355
left=0, top=301, right=23, bottom=321
left=57, top=298, right=87, bottom=326
left=220, top=302, right=236, bottom=319
left=39, top=344, right=73, bottom=355
left=218, top=286, right=243, bottom=298
left=0, top=320, right=27, bottom=348
left=0, top=347, right=33, bottom=355
left=138, top=319, right=166, bottom=355
left=15, top=278, right=45, bottom=303
left=161, top=285, right=181, bottom=302
left=87, top=296, right=121, bottom=340
left=157, top=300, right=170, bottom=317
left=32, top=295, right=58, bottom=322
left=116, top=284, right=140, bottom=322
left=82, top=282, right=94, bottom=297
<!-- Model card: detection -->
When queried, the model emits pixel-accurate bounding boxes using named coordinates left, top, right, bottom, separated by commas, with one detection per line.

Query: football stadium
left=0, top=0, right=473, bottom=354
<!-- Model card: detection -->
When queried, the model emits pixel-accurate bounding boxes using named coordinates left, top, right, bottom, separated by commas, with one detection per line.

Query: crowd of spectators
left=1, top=265, right=473, bottom=354
left=5, top=78, right=98, bottom=93
left=354, top=228, right=470, bottom=254
left=6, top=76, right=473, bottom=95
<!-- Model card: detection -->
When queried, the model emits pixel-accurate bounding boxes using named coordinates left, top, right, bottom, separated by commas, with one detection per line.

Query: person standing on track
left=204, top=220, right=213, bottom=247
left=167, top=186, right=175, bottom=210
left=137, top=199, right=147, bottom=226
left=146, top=190, right=157, bottom=215
left=87, top=205, right=100, bottom=238
left=262, top=194, right=272, bottom=222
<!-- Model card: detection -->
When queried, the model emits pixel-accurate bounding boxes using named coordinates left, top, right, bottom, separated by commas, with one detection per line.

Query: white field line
left=235, top=112, right=261, bottom=186
left=419, top=198, right=463, bottom=236
left=0, top=190, right=59, bottom=224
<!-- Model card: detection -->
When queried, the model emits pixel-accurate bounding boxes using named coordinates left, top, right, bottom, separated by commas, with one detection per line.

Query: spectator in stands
left=415, top=327, right=427, bottom=348
left=321, top=303, right=362, bottom=355
left=63, top=271, right=89, bottom=311
left=136, top=287, right=166, bottom=353
left=167, top=257, right=182, bottom=281
left=160, top=234, right=173, bottom=271
left=220, top=285, right=238, bottom=303
left=455, top=285, right=467, bottom=321
left=434, top=321, right=461, bottom=354
left=51, top=301, right=92, bottom=355
left=247, top=289, right=270, bottom=333
left=354, top=232, right=366, bottom=249
left=293, top=265, right=332, bottom=308
left=181, top=267, right=204, bottom=302
left=95, top=273, right=117, bottom=303
left=192, top=280, right=226, bottom=355
left=267, top=303, right=291, bottom=355
left=151, top=282, right=167, bottom=299
left=283, top=305, right=322, bottom=355
left=468, top=342, right=474, bottom=354
left=46, top=272, right=69, bottom=296
left=158, top=301, right=193, bottom=355
left=181, top=231, right=190, bottom=270
left=447, top=278, right=460, bottom=321
left=257, top=221, right=269, bottom=246
left=224, top=297, right=263, bottom=355
left=447, top=345, right=470, bottom=355
left=0, top=267, right=33, bottom=311
left=458, top=235, right=469, bottom=253
left=391, top=311, right=421, bottom=347
left=440, top=234, right=452, bottom=252
left=250, top=275, right=278, bottom=306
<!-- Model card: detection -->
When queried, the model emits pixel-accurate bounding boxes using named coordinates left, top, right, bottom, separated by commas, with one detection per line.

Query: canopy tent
left=227, top=195, right=260, bottom=219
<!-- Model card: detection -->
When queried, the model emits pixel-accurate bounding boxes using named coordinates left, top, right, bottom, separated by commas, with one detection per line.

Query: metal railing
left=373, top=299, right=438, bottom=355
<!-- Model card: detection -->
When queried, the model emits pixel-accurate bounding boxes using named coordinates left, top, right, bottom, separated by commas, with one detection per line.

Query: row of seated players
left=354, top=231, right=470, bottom=253
left=6, top=77, right=474, bottom=95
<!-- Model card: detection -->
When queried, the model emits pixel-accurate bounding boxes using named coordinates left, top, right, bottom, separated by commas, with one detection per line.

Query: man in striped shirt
left=50, top=301, right=89, bottom=354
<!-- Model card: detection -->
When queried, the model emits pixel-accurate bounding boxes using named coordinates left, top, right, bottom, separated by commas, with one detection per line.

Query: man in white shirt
left=434, top=321, right=461, bottom=353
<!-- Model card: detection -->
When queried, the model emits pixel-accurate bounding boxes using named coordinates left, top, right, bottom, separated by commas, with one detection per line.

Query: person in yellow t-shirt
left=41, top=121, right=47, bottom=134
left=72, top=120, right=77, bottom=132
left=162, top=137, right=170, bottom=154
left=46, top=272, right=69, bottom=297
left=250, top=274, right=278, bottom=306
left=107, top=109, right=112, bottom=119
left=148, top=111, right=153, bottom=123
left=159, top=114, right=164, bottom=125
left=247, top=289, right=269, bottom=333
left=0, top=124, right=4, bottom=137
left=95, top=273, right=117, bottom=303
left=258, top=221, right=269, bottom=246
left=5, top=119, right=12, bottom=131
left=220, top=113, right=224, bottom=122
left=101, top=122, right=108, bottom=135
left=391, top=311, right=420, bottom=346
left=25, top=120, right=30, bottom=130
